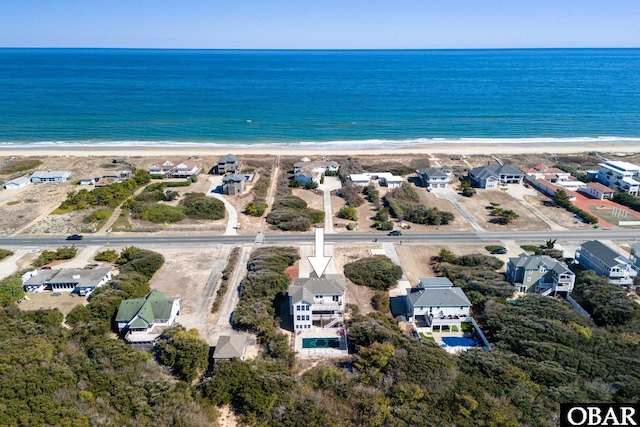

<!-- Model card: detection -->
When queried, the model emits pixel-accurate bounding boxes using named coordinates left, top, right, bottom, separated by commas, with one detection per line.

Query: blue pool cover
left=442, top=337, right=478, bottom=347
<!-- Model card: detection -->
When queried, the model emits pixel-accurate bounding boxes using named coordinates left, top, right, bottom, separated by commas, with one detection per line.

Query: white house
left=22, top=267, right=112, bottom=295
left=405, top=277, right=471, bottom=333
left=416, top=167, right=451, bottom=189
left=30, top=170, right=72, bottom=183
left=597, top=161, right=640, bottom=195
left=288, top=273, right=346, bottom=331
left=115, top=289, right=182, bottom=345
left=576, top=240, right=637, bottom=285
left=79, top=178, right=94, bottom=185
left=3, top=176, right=31, bottom=190
left=506, top=254, right=575, bottom=295
left=630, top=243, right=640, bottom=274
left=581, top=182, right=615, bottom=200
left=149, top=159, right=202, bottom=178
left=347, top=172, right=403, bottom=188
left=522, top=164, right=587, bottom=191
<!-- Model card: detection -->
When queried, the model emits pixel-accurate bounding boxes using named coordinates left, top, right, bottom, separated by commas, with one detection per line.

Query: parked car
left=66, top=234, right=83, bottom=240
left=41, top=266, right=52, bottom=270
left=490, top=248, right=507, bottom=255
left=388, top=230, right=403, bottom=236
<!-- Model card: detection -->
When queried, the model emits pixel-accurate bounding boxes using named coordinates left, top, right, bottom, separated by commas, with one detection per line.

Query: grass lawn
left=451, top=325, right=459, bottom=332
left=51, top=205, right=75, bottom=215
left=461, top=322, right=473, bottom=333
left=419, top=333, right=435, bottom=342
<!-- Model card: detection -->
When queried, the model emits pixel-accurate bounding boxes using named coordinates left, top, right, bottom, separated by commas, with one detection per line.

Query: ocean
left=0, top=48, right=639, bottom=149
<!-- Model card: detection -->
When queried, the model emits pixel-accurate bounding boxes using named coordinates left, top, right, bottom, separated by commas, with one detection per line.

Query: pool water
left=442, top=336, right=478, bottom=347
left=302, top=337, right=341, bottom=349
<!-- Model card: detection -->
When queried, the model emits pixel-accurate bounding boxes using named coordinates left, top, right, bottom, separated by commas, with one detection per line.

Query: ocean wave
left=0, top=136, right=639, bottom=150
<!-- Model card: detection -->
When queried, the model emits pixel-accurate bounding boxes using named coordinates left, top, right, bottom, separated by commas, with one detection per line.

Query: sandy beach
left=1, top=140, right=639, bottom=157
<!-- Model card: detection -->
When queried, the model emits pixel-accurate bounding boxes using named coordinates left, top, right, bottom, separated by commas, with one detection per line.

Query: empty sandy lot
left=18, top=292, right=86, bottom=317
left=458, top=189, right=549, bottom=231
left=415, top=189, right=475, bottom=232
left=150, top=247, right=224, bottom=314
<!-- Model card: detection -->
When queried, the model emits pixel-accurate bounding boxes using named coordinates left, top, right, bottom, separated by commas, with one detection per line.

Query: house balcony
left=311, top=303, right=343, bottom=312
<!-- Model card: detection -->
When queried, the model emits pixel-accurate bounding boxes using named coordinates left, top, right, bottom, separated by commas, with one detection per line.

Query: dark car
left=490, top=248, right=507, bottom=255
left=387, top=230, right=403, bottom=236
left=66, top=234, right=83, bottom=241
left=41, top=266, right=52, bottom=270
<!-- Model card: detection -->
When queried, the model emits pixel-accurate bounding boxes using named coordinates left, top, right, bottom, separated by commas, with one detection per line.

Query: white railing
left=311, top=304, right=343, bottom=312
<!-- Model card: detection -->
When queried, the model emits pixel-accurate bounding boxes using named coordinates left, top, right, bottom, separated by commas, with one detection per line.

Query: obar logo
left=561, top=404, right=639, bottom=427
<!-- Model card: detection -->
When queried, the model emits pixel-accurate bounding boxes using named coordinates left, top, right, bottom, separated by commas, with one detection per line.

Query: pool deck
left=294, top=328, right=348, bottom=357
left=429, top=330, right=481, bottom=354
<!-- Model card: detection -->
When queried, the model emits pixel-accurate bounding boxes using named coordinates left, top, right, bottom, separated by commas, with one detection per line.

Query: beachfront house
left=214, top=154, right=241, bottom=175
left=288, top=273, right=346, bottom=330
left=22, top=267, right=112, bottom=296
left=526, top=177, right=578, bottom=201
left=506, top=254, right=575, bottom=295
left=405, top=278, right=471, bottom=334
left=293, top=161, right=339, bottom=184
left=222, top=173, right=246, bottom=195
left=115, top=289, right=182, bottom=345
left=468, top=165, right=524, bottom=188
left=575, top=240, right=637, bottom=285
left=581, top=182, right=615, bottom=200
left=149, top=159, right=202, bottom=178
left=522, top=164, right=587, bottom=191
left=3, top=175, right=31, bottom=190
left=212, top=335, right=247, bottom=361
left=596, top=161, right=640, bottom=196
left=30, top=170, right=72, bottom=183
left=416, top=167, right=451, bottom=189
left=347, top=172, right=404, bottom=188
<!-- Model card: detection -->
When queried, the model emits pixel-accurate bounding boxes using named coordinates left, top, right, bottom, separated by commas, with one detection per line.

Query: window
left=332, top=295, right=339, bottom=302
left=296, top=306, right=300, bottom=311
left=306, top=315, right=310, bottom=321
left=296, top=315, right=300, bottom=321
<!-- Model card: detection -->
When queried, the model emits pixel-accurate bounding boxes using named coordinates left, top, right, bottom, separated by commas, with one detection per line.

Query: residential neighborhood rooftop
left=289, top=274, right=346, bottom=304
left=579, top=240, right=631, bottom=269
left=212, top=335, right=247, bottom=359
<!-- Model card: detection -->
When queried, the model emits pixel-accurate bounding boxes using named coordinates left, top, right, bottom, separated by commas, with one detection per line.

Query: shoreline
left=0, top=140, right=639, bottom=157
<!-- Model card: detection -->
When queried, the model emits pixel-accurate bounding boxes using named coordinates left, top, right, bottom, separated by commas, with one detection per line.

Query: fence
left=618, top=221, right=640, bottom=226
left=567, top=294, right=592, bottom=319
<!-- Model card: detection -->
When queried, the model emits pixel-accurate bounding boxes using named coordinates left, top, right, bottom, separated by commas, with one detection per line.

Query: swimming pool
left=442, top=336, right=478, bottom=347
left=302, top=337, right=341, bottom=349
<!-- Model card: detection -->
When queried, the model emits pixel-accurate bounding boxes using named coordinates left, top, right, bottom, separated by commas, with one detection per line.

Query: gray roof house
left=288, top=273, right=346, bottom=330
left=416, top=167, right=451, bottom=189
left=3, top=175, right=31, bottom=190
left=30, top=170, right=72, bottom=183
left=576, top=240, right=637, bottom=285
left=214, top=154, right=241, bottom=174
left=222, top=173, right=246, bottom=195
left=506, top=254, right=575, bottom=295
left=468, top=165, right=524, bottom=188
left=212, top=335, right=247, bottom=360
left=405, top=277, right=471, bottom=333
left=22, top=267, right=112, bottom=295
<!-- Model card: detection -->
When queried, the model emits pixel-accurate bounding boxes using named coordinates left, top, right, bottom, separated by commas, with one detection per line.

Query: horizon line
left=0, top=46, right=639, bottom=51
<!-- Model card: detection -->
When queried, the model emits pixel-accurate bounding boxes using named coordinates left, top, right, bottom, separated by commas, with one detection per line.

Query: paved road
left=0, top=228, right=637, bottom=247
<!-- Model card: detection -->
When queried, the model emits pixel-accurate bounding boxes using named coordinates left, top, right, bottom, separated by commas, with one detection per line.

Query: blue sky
left=1, top=0, right=638, bottom=49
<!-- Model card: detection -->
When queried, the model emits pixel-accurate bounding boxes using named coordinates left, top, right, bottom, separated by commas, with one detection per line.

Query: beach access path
left=319, top=176, right=342, bottom=234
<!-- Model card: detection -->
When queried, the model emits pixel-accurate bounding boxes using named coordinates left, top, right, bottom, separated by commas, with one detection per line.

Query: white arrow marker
left=308, top=227, right=332, bottom=278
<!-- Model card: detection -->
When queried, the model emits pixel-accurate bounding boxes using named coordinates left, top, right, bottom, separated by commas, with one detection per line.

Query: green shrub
left=371, top=291, right=390, bottom=313
left=244, top=200, right=268, bottom=217
left=0, top=158, right=42, bottom=174
left=33, top=246, right=78, bottom=267
left=520, top=244, right=542, bottom=254
left=133, top=169, right=151, bottom=185
left=362, top=184, right=380, bottom=203
left=384, top=186, right=455, bottom=225
left=346, top=222, right=356, bottom=230
left=154, top=326, right=208, bottom=382
left=362, top=162, right=414, bottom=176
left=180, top=193, right=225, bottom=220
left=59, top=179, right=138, bottom=210
left=0, top=274, right=23, bottom=305
left=338, top=206, right=358, bottom=221
left=83, top=208, right=113, bottom=224
left=135, top=204, right=185, bottom=223
left=0, top=249, right=14, bottom=261
left=289, top=179, right=301, bottom=188
left=304, top=181, right=318, bottom=190
left=344, top=255, right=403, bottom=290
left=266, top=196, right=325, bottom=231
left=94, top=249, right=118, bottom=263
left=150, top=173, right=166, bottom=179
left=484, top=245, right=505, bottom=252
left=165, top=180, right=192, bottom=187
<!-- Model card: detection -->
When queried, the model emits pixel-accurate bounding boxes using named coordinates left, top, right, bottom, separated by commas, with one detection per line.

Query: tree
left=545, top=238, right=557, bottom=249
left=0, top=249, right=15, bottom=261
left=244, top=200, right=268, bottom=217
left=344, top=256, right=403, bottom=290
left=94, top=249, right=118, bottom=263
left=434, top=248, right=457, bottom=263
left=0, top=275, right=23, bottom=305
left=338, top=206, right=358, bottom=221
left=460, top=180, right=475, bottom=197
left=133, top=169, right=151, bottom=185
left=304, top=181, right=319, bottom=190
left=154, top=326, right=209, bottom=382
left=490, top=206, right=519, bottom=225
left=289, top=179, right=301, bottom=188
left=554, top=189, right=571, bottom=207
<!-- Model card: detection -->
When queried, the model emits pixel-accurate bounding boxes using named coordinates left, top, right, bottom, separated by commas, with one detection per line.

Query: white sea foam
left=0, top=136, right=639, bottom=150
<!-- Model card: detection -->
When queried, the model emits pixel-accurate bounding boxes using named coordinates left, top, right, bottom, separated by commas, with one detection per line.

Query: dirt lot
left=291, top=188, right=323, bottom=211
left=395, top=243, right=502, bottom=284
left=18, top=292, right=87, bottom=317
left=221, top=171, right=267, bottom=235
left=149, top=247, right=222, bottom=315
left=415, top=189, right=475, bottom=232
left=332, top=245, right=378, bottom=315
left=458, top=188, right=549, bottom=231
left=0, top=183, right=72, bottom=235
left=523, top=194, right=591, bottom=229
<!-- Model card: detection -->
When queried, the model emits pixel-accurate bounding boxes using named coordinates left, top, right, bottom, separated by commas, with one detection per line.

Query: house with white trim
left=30, top=170, right=72, bottom=183
left=288, top=273, right=346, bottom=331
left=468, top=165, right=524, bottom=188
left=506, top=254, right=575, bottom=295
left=115, top=289, right=182, bottom=345
left=149, top=159, right=202, bottom=178
left=416, top=167, right=451, bottom=189
left=575, top=240, right=637, bottom=285
left=22, top=267, right=112, bottom=295
left=347, top=172, right=403, bottom=188
left=3, top=176, right=31, bottom=190
left=581, top=182, right=615, bottom=200
left=596, top=161, right=640, bottom=195
left=294, top=161, right=339, bottom=184
left=214, top=154, right=241, bottom=174
left=405, top=278, right=471, bottom=333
